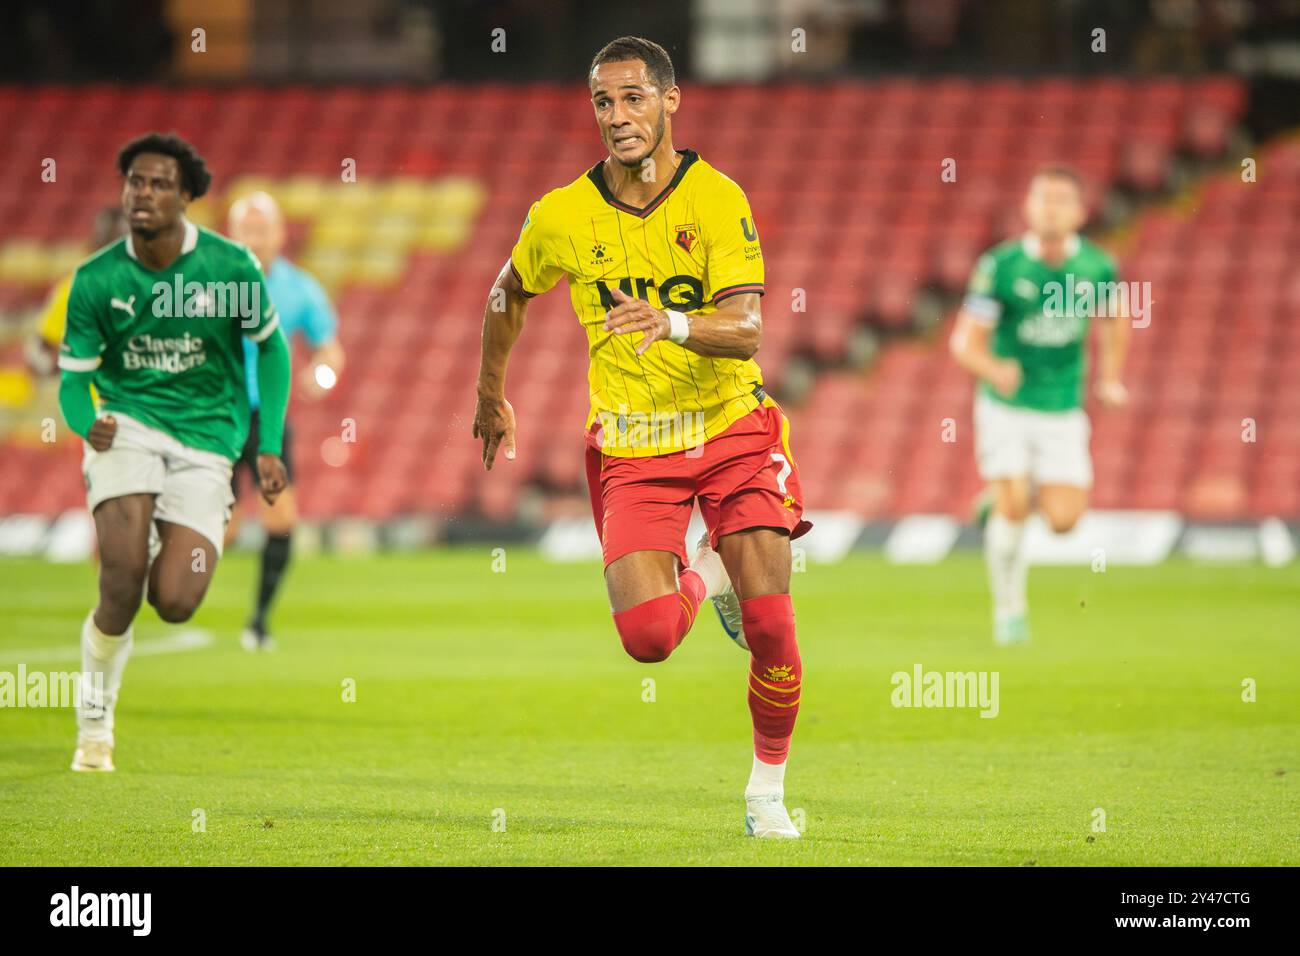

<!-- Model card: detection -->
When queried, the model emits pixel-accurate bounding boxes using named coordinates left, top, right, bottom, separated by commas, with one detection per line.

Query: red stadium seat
left=2, top=76, right=1283, bottom=522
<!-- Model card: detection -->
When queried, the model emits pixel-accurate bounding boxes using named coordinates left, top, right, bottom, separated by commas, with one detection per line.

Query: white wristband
left=666, top=310, right=689, bottom=345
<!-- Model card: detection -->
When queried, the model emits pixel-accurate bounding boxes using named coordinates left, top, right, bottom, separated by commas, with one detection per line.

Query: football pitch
left=0, top=550, right=1295, bottom=867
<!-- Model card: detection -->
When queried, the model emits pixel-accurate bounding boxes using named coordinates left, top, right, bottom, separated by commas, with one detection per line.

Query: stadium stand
left=2, top=76, right=1294, bottom=524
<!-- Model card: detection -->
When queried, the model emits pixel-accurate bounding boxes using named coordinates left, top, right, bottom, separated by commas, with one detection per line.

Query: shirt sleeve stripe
left=57, top=355, right=102, bottom=372
left=713, top=283, right=765, bottom=304
left=509, top=260, right=537, bottom=298
left=962, top=295, right=1002, bottom=324
left=245, top=313, right=281, bottom=343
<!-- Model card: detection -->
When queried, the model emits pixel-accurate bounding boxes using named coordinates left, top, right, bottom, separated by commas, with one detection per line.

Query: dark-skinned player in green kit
left=57, top=133, right=292, bottom=772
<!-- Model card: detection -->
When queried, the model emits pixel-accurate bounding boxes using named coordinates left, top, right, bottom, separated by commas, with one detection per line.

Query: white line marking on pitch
left=0, top=628, right=215, bottom=663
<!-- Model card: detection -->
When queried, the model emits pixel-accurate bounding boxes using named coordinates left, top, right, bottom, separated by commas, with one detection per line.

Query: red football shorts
left=585, top=401, right=812, bottom=567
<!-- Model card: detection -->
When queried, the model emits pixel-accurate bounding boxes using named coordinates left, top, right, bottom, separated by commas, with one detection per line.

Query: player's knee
left=94, top=599, right=139, bottom=636
left=737, top=594, right=797, bottom=656
left=998, top=499, right=1032, bottom=522
left=615, top=615, right=678, bottom=663
left=101, top=573, right=145, bottom=612
left=99, top=563, right=147, bottom=621
left=263, top=518, right=294, bottom=538
left=148, top=590, right=199, bottom=623
left=101, top=545, right=148, bottom=583
left=1045, top=510, right=1082, bottom=534
left=153, top=601, right=196, bottom=624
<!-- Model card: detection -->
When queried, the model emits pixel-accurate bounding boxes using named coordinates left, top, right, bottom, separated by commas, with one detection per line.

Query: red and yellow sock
left=742, top=593, right=801, bottom=764
left=612, top=569, right=707, bottom=663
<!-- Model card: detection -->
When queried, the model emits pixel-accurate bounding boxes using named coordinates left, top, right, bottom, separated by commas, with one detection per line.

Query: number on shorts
left=770, top=453, right=791, bottom=494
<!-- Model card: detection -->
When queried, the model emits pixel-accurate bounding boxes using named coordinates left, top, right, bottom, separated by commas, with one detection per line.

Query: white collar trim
left=1022, top=232, right=1079, bottom=261
left=126, top=218, right=198, bottom=262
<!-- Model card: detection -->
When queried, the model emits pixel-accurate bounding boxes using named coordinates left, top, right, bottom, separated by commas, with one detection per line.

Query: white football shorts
left=973, top=392, right=1093, bottom=488
left=82, top=412, right=235, bottom=555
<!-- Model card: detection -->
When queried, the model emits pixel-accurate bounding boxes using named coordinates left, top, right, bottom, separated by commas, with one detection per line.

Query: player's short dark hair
left=1031, top=163, right=1085, bottom=195
left=116, top=132, right=212, bottom=199
left=590, top=36, right=675, bottom=93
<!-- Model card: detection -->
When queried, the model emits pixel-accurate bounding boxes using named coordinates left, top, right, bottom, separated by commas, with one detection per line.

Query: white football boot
left=241, top=627, right=277, bottom=652
left=690, top=533, right=747, bottom=651
left=994, top=612, right=1030, bottom=646
left=71, top=739, right=115, bottom=772
left=744, top=793, right=801, bottom=838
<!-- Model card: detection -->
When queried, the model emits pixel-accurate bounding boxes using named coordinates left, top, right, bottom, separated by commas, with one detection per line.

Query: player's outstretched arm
left=949, top=309, right=1022, bottom=398
left=301, top=338, right=346, bottom=398
left=603, top=287, right=761, bottom=360
left=253, top=326, right=291, bottom=503
left=300, top=277, right=346, bottom=398
left=1093, top=303, right=1130, bottom=409
left=473, top=259, right=529, bottom=470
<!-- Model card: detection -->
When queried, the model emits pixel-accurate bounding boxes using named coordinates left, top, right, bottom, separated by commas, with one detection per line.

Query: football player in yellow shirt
left=473, top=37, right=811, bottom=838
left=26, top=207, right=127, bottom=380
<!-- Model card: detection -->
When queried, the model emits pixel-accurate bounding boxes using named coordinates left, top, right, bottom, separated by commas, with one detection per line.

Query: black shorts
left=232, top=410, right=294, bottom=498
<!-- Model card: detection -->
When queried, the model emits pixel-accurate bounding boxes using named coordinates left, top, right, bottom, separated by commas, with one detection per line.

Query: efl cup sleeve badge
left=674, top=224, right=698, bottom=254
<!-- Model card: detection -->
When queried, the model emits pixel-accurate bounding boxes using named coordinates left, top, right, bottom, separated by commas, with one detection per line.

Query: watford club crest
left=674, top=223, right=697, bottom=253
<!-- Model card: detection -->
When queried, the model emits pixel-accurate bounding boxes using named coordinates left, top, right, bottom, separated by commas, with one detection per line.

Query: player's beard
left=613, top=109, right=666, bottom=169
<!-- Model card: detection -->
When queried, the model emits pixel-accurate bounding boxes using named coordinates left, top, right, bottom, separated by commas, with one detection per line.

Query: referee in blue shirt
left=226, top=192, right=345, bottom=651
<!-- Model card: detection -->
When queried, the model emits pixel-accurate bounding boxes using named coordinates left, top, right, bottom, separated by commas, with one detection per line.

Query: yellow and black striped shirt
left=510, top=149, right=766, bottom=457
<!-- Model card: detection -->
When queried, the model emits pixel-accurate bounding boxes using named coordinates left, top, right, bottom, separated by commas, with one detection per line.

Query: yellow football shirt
left=37, top=274, right=97, bottom=403
left=510, top=149, right=766, bottom=458
left=38, top=275, right=73, bottom=347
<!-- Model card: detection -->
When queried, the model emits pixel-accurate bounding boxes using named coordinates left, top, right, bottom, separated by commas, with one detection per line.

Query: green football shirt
left=963, top=233, right=1119, bottom=412
left=59, top=220, right=281, bottom=460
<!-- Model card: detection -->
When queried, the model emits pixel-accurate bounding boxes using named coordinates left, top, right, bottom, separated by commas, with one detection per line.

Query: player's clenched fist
left=603, top=286, right=670, bottom=355
left=988, top=359, right=1023, bottom=398
left=87, top=414, right=117, bottom=452
left=1095, top=378, right=1129, bottom=409
left=472, top=394, right=517, bottom=470
left=256, top=454, right=288, bottom=505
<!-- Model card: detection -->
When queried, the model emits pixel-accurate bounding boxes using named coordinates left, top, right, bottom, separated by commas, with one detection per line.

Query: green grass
left=0, top=550, right=1295, bottom=866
